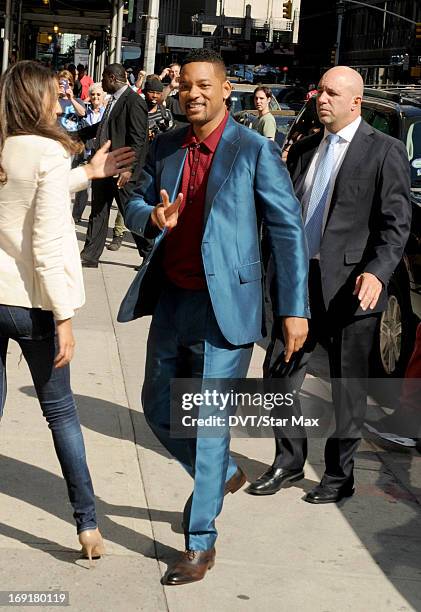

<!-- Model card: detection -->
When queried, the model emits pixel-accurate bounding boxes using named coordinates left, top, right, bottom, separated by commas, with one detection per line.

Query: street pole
left=115, top=0, right=124, bottom=64
left=97, top=32, right=107, bottom=80
left=16, top=0, right=22, bottom=60
left=143, top=0, right=160, bottom=75
left=335, top=0, right=344, bottom=66
left=2, top=0, right=12, bottom=74
left=268, top=0, right=274, bottom=43
left=109, top=0, right=118, bottom=63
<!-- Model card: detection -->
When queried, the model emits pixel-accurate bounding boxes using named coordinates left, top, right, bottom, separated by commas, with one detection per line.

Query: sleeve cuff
left=144, top=216, right=163, bottom=239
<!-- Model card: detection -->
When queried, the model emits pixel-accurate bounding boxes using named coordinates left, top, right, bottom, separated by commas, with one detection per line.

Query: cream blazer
left=0, top=135, right=89, bottom=320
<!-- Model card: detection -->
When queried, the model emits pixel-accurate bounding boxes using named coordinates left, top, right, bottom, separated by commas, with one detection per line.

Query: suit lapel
left=326, top=120, right=374, bottom=224
left=160, top=127, right=189, bottom=201
left=203, top=117, right=240, bottom=229
left=109, top=86, right=130, bottom=120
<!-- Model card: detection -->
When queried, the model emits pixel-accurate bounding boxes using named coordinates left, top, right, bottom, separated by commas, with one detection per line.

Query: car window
left=361, top=106, right=373, bottom=123
left=370, top=111, right=393, bottom=135
left=361, top=103, right=400, bottom=138
left=230, top=91, right=280, bottom=114
left=283, top=96, right=322, bottom=148
left=274, top=115, right=297, bottom=147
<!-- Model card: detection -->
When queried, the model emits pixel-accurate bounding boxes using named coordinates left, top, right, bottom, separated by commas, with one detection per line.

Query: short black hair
left=181, top=49, right=226, bottom=77
left=104, top=63, right=127, bottom=81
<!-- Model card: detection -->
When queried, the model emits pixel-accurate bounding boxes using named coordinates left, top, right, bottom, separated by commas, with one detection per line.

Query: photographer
left=143, top=77, right=174, bottom=140
left=57, top=70, right=86, bottom=134
left=158, top=63, right=187, bottom=125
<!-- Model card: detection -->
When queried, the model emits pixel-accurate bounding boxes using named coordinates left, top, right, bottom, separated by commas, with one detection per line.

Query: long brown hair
left=0, top=61, right=82, bottom=185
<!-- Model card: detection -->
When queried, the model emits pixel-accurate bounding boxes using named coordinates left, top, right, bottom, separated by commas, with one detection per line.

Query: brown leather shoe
left=181, top=468, right=247, bottom=534
left=224, top=466, right=247, bottom=495
left=162, top=548, right=216, bottom=585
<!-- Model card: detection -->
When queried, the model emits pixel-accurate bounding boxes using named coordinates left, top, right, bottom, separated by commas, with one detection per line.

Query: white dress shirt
left=298, top=115, right=362, bottom=257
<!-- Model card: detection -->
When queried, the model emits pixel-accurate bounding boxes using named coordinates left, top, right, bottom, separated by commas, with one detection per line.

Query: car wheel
left=371, top=274, right=415, bottom=378
left=380, top=292, right=402, bottom=375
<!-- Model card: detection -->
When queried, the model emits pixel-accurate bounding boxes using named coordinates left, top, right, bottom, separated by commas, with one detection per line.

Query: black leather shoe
left=81, top=259, right=99, bottom=268
left=246, top=467, right=304, bottom=495
left=161, top=548, right=215, bottom=585
left=304, top=483, right=355, bottom=504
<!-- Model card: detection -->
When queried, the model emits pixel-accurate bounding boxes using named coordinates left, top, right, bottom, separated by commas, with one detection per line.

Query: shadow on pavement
left=17, top=383, right=421, bottom=607
left=0, top=453, right=179, bottom=568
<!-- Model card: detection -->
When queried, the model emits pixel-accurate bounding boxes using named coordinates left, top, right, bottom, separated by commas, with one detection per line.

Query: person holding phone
left=57, top=69, right=86, bottom=134
left=0, top=60, right=135, bottom=563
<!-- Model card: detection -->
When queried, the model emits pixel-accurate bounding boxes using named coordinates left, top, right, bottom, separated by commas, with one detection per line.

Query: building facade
left=341, top=0, right=420, bottom=84
left=125, top=0, right=302, bottom=73
left=297, top=0, right=421, bottom=85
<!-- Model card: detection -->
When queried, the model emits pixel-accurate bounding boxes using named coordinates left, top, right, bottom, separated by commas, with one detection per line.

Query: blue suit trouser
left=142, top=283, right=253, bottom=551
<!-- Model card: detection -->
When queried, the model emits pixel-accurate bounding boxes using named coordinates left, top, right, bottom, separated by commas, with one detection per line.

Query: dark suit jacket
left=80, top=87, right=148, bottom=204
left=287, top=119, right=411, bottom=317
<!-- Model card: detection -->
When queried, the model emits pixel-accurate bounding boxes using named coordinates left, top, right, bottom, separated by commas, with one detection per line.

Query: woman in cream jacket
left=0, top=61, right=134, bottom=563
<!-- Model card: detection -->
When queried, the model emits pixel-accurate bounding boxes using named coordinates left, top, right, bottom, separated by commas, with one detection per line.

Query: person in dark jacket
left=79, top=63, right=149, bottom=268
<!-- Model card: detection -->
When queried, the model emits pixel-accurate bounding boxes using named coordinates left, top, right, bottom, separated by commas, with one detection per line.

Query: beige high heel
left=78, top=528, right=105, bottom=567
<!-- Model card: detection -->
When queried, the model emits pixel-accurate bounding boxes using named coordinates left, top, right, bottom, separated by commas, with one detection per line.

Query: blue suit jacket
left=117, top=116, right=309, bottom=346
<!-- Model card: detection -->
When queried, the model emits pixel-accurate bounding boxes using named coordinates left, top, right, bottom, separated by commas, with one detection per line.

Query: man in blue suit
left=118, top=49, right=309, bottom=585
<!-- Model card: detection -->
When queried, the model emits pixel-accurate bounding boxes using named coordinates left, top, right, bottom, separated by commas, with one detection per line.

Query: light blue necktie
left=305, top=133, right=340, bottom=259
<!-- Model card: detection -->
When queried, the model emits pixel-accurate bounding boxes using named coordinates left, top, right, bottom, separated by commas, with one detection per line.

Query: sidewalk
left=1, top=214, right=421, bottom=612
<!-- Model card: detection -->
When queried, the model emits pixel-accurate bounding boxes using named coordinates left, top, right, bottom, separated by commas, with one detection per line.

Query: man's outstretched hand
left=282, top=317, right=309, bottom=363
left=85, top=140, right=135, bottom=180
left=150, top=189, right=183, bottom=230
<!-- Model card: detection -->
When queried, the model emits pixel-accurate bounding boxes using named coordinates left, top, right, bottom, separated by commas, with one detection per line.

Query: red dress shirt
left=163, top=112, right=229, bottom=290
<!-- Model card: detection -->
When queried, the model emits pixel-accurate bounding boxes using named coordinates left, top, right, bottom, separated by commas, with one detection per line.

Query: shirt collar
left=182, top=111, right=229, bottom=152
left=113, top=84, right=128, bottom=101
left=323, top=115, right=361, bottom=144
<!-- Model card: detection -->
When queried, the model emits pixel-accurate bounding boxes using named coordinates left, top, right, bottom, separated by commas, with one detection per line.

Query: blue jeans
left=0, top=305, right=97, bottom=534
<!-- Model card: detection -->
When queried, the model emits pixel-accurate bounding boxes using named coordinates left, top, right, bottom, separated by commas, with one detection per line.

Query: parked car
left=283, top=88, right=421, bottom=378
left=271, top=85, right=306, bottom=112
left=233, top=109, right=296, bottom=148
left=229, top=64, right=255, bottom=83
left=229, top=83, right=282, bottom=114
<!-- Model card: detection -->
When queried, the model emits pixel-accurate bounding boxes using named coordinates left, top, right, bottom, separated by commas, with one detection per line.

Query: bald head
left=323, top=66, right=364, bottom=97
left=316, top=66, right=364, bottom=133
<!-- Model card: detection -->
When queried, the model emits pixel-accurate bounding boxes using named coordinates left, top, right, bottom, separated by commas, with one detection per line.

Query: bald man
left=247, top=66, right=411, bottom=503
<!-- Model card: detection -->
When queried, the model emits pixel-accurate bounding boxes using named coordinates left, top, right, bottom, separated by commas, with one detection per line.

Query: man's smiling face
left=178, top=61, right=231, bottom=128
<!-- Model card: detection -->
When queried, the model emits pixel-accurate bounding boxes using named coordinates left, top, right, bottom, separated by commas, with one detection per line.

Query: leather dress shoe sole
left=81, top=259, right=99, bottom=268
left=304, top=487, right=355, bottom=504
left=246, top=470, right=304, bottom=496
